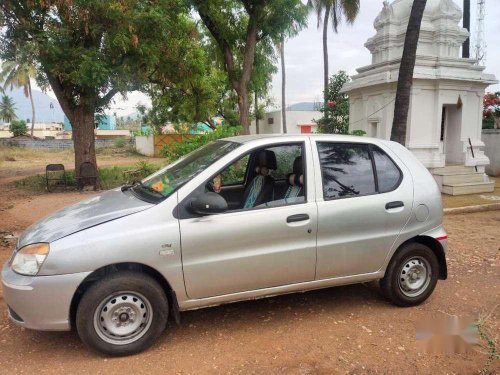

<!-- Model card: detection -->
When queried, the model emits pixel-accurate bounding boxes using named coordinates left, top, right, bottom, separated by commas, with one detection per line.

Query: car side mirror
left=189, top=192, right=228, bottom=215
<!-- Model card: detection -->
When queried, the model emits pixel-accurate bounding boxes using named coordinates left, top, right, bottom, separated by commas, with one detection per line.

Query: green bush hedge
left=160, top=126, right=241, bottom=161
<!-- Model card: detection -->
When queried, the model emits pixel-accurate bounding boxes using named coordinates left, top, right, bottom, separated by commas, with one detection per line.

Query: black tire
left=380, top=242, right=439, bottom=307
left=76, top=271, right=168, bottom=356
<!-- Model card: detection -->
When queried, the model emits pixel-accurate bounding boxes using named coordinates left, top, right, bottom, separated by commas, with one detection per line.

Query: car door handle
left=385, top=201, right=404, bottom=210
left=286, top=214, right=309, bottom=223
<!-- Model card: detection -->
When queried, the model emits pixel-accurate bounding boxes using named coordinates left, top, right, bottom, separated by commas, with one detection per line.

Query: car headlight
left=11, top=243, right=50, bottom=276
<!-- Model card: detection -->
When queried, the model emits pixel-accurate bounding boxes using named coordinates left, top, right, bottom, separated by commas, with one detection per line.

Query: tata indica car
left=2, top=134, right=447, bottom=355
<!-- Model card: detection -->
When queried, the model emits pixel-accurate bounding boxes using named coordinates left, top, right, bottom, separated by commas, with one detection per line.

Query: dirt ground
left=0, top=179, right=499, bottom=374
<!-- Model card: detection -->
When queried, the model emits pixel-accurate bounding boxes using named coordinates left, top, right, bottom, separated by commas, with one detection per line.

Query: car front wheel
left=76, top=271, right=168, bottom=356
left=380, top=242, right=439, bottom=307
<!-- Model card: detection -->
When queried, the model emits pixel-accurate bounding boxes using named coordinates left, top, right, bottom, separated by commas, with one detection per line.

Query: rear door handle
left=385, top=201, right=404, bottom=210
left=286, top=214, right=309, bottom=223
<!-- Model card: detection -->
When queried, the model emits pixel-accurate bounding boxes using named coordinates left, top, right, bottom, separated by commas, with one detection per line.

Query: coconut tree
left=308, top=0, right=360, bottom=111
left=0, top=95, right=17, bottom=123
left=391, top=0, right=427, bottom=144
left=0, top=60, right=37, bottom=136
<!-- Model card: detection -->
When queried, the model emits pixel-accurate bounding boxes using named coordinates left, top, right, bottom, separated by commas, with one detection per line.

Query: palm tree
left=309, top=0, right=360, bottom=111
left=0, top=60, right=37, bottom=136
left=391, top=0, right=427, bottom=144
left=0, top=95, right=17, bottom=123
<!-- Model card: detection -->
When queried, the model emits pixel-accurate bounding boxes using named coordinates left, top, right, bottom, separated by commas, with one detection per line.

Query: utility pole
left=473, top=0, right=486, bottom=65
left=462, top=0, right=470, bottom=58
left=254, top=91, right=259, bottom=134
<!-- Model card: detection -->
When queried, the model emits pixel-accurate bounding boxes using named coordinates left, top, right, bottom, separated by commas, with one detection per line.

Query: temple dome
left=387, top=0, right=461, bottom=22
left=368, top=0, right=466, bottom=64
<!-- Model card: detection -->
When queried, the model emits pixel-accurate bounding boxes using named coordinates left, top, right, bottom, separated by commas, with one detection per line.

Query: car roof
left=226, top=133, right=396, bottom=148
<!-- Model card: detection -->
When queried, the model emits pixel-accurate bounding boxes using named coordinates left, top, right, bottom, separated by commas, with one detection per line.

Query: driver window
left=206, top=143, right=305, bottom=212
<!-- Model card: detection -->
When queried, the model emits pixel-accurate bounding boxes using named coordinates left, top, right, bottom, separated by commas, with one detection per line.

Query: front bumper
left=1, top=262, right=90, bottom=331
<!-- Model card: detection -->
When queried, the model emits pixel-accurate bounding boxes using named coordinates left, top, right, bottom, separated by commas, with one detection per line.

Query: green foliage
left=308, top=0, right=361, bottom=33
left=15, top=162, right=160, bottom=191
left=221, top=155, right=249, bottom=185
left=191, top=0, right=308, bottom=131
left=9, top=119, right=27, bottom=137
left=315, top=71, right=350, bottom=134
left=1, top=0, right=195, bottom=112
left=113, top=138, right=127, bottom=148
left=482, top=118, right=494, bottom=129
left=0, top=95, right=17, bottom=123
left=161, top=126, right=241, bottom=160
left=350, top=129, right=366, bottom=136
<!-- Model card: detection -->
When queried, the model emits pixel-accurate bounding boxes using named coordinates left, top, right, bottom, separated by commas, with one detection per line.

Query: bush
left=9, top=119, right=28, bottom=137
left=350, top=129, right=366, bottom=136
left=160, top=126, right=241, bottom=161
left=315, top=71, right=350, bottom=134
left=482, top=118, right=494, bottom=129
left=113, top=138, right=127, bottom=148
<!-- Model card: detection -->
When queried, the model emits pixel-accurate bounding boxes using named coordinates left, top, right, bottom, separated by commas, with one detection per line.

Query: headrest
left=292, top=156, right=303, bottom=175
left=257, top=150, right=277, bottom=170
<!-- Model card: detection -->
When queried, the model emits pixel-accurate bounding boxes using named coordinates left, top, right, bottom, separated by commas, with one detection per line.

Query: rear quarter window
left=372, top=146, right=402, bottom=193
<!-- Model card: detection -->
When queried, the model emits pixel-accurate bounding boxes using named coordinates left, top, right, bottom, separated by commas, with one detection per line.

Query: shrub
left=113, top=138, right=127, bottom=148
left=9, top=119, right=28, bottom=137
left=350, top=129, right=366, bottom=136
left=160, top=126, right=241, bottom=161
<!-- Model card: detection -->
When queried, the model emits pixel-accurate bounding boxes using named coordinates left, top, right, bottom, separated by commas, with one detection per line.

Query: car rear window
left=317, top=142, right=376, bottom=199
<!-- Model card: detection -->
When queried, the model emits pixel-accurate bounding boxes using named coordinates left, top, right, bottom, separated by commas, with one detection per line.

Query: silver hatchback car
left=2, top=134, right=447, bottom=355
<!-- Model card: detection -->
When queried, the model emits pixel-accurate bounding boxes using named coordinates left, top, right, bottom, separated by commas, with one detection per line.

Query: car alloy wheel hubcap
left=93, top=292, right=153, bottom=345
left=398, top=256, right=431, bottom=297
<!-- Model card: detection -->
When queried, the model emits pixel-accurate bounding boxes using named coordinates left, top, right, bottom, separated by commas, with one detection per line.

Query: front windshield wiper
left=122, top=180, right=166, bottom=198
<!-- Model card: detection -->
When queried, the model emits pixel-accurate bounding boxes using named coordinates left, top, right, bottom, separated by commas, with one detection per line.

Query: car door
left=179, top=141, right=317, bottom=299
left=313, top=140, right=413, bottom=279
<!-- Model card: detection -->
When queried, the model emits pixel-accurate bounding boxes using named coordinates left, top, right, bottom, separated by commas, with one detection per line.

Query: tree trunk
left=238, top=89, right=251, bottom=135
left=28, top=80, right=35, bottom=137
left=323, top=4, right=331, bottom=114
left=391, top=0, right=427, bottom=145
left=280, top=37, right=287, bottom=134
left=70, top=108, right=97, bottom=180
left=255, top=91, right=259, bottom=134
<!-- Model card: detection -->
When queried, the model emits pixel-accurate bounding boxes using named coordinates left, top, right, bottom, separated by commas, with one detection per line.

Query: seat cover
left=284, top=156, right=304, bottom=199
left=242, top=150, right=276, bottom=208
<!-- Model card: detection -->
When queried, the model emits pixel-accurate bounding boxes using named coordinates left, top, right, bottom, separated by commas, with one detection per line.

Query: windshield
left=133, top=140, right=241, bottom=202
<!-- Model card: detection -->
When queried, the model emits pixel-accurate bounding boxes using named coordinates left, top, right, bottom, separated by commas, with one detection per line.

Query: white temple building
left=342, top=0, right=497, bottom=195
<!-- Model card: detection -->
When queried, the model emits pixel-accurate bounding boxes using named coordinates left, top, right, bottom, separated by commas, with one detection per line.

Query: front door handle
left=385, top=201, right=404, bottom=210
left=286, top=214, right=309, bottom=223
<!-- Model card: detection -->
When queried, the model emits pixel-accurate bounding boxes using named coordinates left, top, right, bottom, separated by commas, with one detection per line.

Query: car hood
left=18, top=188, right=154, bottom=248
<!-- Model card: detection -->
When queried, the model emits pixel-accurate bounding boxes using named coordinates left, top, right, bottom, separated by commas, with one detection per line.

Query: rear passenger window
left=317, top=143, right=376, bottom=199
left=372, top=147, right=401, bottom=193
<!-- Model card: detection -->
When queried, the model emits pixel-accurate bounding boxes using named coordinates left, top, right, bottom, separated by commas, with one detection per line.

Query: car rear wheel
left=76, top=271, right=168, bottom=356
left=380, top=242, right=439, bottom=307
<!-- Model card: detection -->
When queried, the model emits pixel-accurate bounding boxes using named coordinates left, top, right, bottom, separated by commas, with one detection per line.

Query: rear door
left=313, top=140, right=413, bottom=279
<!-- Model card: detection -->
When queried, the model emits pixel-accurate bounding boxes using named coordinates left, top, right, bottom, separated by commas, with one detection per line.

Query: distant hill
left=1, top=87, right=64, bottom=123
left=286, top=102, right=322, bottom=111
